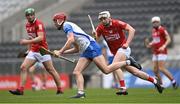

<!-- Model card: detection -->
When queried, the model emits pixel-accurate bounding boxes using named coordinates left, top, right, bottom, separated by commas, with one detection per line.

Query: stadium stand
left=48, top=0, right=180, bottom=61
left=0, top=0, right=38, bottom=22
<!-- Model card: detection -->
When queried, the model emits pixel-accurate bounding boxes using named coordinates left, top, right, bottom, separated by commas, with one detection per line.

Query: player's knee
left=73, top=70, right=81, bottom=75
left=29, top=68, right=33, bottom=73
left=20, top=65, right=27, bottom=71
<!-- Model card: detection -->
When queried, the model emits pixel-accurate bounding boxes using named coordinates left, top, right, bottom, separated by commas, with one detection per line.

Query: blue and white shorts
left=80, top=41, right=102, bottom=59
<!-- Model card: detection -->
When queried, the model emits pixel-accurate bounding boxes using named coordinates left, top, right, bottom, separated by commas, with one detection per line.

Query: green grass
left=0, top=88, right=180, bottom=104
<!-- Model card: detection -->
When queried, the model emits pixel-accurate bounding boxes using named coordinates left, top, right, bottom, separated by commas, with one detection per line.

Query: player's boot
left=154, top=78, right=164, bottom=94
left=116, top=88, right=128, bottom=95
left=127, top=56, right=142, bottom=70
left=70, top=93, right=86, bottom=98
left=172, top=82, right=179, bottom=89
left=9, top=89, right=23, bottom=95
left=56, top=90, right=63, bottom=95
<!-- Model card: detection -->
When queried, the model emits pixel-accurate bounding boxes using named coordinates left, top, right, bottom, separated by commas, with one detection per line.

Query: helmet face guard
left=25, top=8, right=35, bottom=16
left=53, top=12, right=66, bottom=22
left=25, top=8, right=36, bottom=23
left=98, top=11, right=111, bottom=26
left=152, top=22, right=160, bottom=28
left=151, top=16, right=161, bottom=28
left=98, top=11, right=111, bottom=20
left=53, top=12, right=67, bottom=30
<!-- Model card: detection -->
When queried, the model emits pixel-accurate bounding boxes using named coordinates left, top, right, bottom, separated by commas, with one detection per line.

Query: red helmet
left=53, top=12, right=66, bottom=21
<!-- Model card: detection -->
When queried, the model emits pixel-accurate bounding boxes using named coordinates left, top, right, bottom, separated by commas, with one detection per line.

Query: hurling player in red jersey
left=145, top=16, right=178, bottom=89
left=9, top=8, right=63, bottom=95
left=93, top=11, right=164, bottom=94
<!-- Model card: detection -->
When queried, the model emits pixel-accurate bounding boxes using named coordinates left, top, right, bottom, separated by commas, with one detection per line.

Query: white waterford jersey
left=63, top=21, right=95, bottom=53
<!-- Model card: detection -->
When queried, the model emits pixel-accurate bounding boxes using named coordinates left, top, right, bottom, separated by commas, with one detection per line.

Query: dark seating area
left=0, top=0, right=180, bottom=62
left=69, top=0, right=180, bottom=61
left=0, top=42, right=26, bottom=59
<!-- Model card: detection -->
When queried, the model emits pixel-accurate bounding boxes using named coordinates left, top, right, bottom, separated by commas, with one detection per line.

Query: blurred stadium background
left=0, top=0, right=180, bottom=90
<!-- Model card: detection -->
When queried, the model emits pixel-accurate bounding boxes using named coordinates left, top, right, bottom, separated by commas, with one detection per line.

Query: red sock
left=43, top=83, right=46, bottom=87
left=147, top=76, right=154, bottom=83
left=57, top=87, right=62, bottom=91
left=18, top=86, right=24, bottom=92
left=119, top=80, right=125, bottom=88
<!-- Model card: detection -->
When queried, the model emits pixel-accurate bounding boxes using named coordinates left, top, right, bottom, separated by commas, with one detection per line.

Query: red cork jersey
left=96, top=19, right=127, bottom=55
left=151, top=26, right=168, bottom=54
left=25, top=19, right=48, bottom=52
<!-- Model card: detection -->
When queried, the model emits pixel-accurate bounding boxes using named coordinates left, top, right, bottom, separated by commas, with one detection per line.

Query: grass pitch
left=0, top=88, right=179, bottom=104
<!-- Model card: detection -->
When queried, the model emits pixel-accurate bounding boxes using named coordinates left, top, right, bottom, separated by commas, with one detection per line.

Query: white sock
left=120, top=87, right=127, bottom=91
left=78, top=90, right=84, bottom=94
left=154, top=78, right=157, bottom=84
left=172, top=79, right=176, bottom=84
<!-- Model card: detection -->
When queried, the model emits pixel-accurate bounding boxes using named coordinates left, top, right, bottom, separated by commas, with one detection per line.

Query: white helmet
left=98, top=11, right=111, bottom=19
left=151, top=16, right=161, bottom=23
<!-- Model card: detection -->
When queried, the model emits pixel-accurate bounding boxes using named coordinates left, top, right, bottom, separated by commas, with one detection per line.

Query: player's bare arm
left=159, top=32, right=171, bottom=51
left=19, top=32, right=44, bottom=45
left=144, top=37, right=152, bottom=48
left=55, top=32, right=75, bottom=56
left=123, top=24, right=135, bottom=48
left=63, top=43, right=79, bottom=54
left=164, top=33, right=171, bottom=47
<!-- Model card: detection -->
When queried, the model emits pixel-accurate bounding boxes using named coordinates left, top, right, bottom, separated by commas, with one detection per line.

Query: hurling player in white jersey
left=52, top=12, right=139, bottom=98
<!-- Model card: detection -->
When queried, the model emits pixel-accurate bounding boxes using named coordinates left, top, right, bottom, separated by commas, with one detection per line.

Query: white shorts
left=26, top=51, right=51, bottom=63
left=117, top=47, right=131, bottom=58
left=152, top=54, right=167, bottom=61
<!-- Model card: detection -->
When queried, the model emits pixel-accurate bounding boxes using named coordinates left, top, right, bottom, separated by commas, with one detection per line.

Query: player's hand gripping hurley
left=39, top=47, right=76, bottom=63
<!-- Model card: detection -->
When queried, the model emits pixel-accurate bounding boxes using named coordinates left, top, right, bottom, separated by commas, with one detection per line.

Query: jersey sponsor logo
left=152, top=37, right=160, bottom=43
left=152, top=31, right=160, bottom=43
left=104, top=33, right=120, bottom=41
left=28, top=33, right=37, bottom=38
